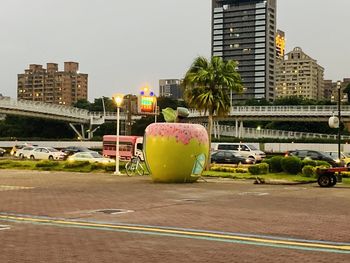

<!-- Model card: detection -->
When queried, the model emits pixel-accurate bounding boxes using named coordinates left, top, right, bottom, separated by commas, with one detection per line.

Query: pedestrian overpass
left=0, top=97, right=140, bottom=139
left=1, top=96, right=348, bottom=140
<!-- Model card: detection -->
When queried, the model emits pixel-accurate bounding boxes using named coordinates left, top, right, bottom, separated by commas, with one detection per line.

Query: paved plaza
left=0, top=169, right=350, bottom=262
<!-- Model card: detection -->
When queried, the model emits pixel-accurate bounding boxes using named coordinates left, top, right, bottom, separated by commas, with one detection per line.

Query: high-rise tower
left=212, top=0, right=276, bottom=102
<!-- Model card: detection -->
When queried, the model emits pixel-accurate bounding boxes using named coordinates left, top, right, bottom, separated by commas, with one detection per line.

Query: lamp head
left=112, top=94, right=124, bottom=107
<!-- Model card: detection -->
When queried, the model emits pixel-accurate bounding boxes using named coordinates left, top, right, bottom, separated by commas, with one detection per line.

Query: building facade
left=212, top=0, right=276, bottom=102
left=275, top=47, right=324, bottom=100
left=17, top=62, right=88, bottom=106
left=159, top=79, right=183, bottom=100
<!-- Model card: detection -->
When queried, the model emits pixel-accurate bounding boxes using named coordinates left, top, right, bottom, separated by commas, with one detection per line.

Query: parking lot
left=0, top=169, right=350, bottom=262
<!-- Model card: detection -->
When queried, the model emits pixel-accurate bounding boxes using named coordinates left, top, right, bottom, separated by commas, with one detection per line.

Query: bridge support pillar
left=239, top=121, right=244, bottom=139
left=69, top=123, right=86, bottom=140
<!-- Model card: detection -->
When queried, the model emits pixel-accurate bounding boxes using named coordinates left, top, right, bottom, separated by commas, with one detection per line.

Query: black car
left=0, top=148, right=5, bottom=157
left=211, top=150, right=254, bottom=165
left=60, top=146, right=95, bottom=160
left=285, top=150, right=344, bottom=167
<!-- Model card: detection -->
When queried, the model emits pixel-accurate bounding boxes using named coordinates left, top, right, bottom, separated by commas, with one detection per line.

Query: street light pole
left=113, top=94, right=124, bottom=175
left=337, top=81, right=341, bottom=162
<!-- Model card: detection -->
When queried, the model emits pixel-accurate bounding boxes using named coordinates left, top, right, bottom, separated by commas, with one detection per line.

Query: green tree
left=183, top=56, right=243, bottom=169
left=74, top=99, right=91, bottom=110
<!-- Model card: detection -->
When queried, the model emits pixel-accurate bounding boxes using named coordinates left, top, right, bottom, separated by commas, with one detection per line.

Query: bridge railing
left=189, top=105, right=350, bottom=117
left=0, top=97, right=89, bottom=119
left=215, top=124, right=350, bottom=140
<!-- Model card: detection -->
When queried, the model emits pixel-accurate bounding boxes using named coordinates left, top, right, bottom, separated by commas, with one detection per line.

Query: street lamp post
left=113, top=94, right=124, bottom=175
left=337, top=81, right=341, bottom=162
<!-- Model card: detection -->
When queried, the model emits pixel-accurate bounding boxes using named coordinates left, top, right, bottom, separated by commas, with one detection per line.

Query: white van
left=211, top=143, right=266, bottom=162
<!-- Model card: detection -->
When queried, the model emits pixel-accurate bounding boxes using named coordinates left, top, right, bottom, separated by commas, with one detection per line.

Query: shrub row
left=260, top=156, right=331, bottom=175
left=211, top=165, right=248, bottom=173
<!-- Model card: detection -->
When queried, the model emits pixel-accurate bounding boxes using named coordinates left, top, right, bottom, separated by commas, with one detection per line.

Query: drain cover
left=94, top=209, right=134, bottom=215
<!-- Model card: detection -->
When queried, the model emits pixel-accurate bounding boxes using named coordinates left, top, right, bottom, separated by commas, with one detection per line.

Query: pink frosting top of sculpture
left=145, top=123, right=208, bottom=145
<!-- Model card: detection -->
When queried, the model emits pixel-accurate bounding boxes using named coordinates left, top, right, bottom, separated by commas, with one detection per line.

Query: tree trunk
left=206, top=113, right=213, bottom=171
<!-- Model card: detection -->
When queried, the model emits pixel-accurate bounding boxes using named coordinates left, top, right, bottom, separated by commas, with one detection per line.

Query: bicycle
left=125, top=156, right=145, bottom=176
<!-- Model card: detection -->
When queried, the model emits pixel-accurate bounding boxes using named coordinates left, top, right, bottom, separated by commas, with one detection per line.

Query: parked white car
left=67, top=152, right=115, bottom=164
left=211, top=143, right=266, bottom=162
left=15, top=146, right=37, bottom=159
left=28, top=147, right=66, bottom=160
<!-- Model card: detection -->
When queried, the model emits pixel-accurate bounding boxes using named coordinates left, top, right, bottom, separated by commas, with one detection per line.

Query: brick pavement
left=0, top=169, right=350, bottom=262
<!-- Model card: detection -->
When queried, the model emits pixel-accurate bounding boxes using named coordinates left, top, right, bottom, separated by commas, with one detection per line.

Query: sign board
left=138, top=95, right=156, bottom=114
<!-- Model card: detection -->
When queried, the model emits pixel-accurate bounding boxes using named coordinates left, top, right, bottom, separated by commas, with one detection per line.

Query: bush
left=104, top=164, right=116, bottom=172
left=35, top=160, right=60, bottom=168
left=281, top=156, right=302, bottom=175
left=63, top=161, right=90, bottom=168
left=315, top=161, right=331, bottom=168
left=302, top=159, right=317, bottom=167
left=269, top=156, right=283, bottom=173
left=248, top=163, right=269, bottom=175
left=302, top=165, right=315, bottom=177
left=90, top=163, right=106, bottom=170
left=0, top=160, right=12, bottom=166
left=210, top=165, right=248, bottom=173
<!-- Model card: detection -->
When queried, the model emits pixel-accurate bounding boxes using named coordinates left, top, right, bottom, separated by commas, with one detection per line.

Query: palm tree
left=183, top=56, right=243, bottom=169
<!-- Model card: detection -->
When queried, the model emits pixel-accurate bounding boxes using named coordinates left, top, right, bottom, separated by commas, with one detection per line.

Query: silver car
left=28, top=147, right=66, bottom=160
left=15, top=146, right=37, bottom=159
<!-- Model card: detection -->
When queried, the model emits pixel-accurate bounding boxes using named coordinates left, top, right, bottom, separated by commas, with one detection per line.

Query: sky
left=0, top=0, right=349, bottom=101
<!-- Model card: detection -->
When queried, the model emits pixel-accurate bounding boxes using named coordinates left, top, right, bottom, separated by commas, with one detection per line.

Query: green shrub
left=269, top=156, right=283, bottom=173
left=248, top=163, right=269, bottom=175
left=210, top=165, right=248, bottom=174
left=302, top=159, right=317, bottom=167
left=315, top=161, right=331, bottom=168
left=35, top=160, right=60, bottom=168
left=235, top=168, right=248, bottom=173
left=104, top=164, right=116, bottom=172
left=0, top=160, right=12, bottom=167
left=262, top=158, right=271, bottom=166
left=63, top=161, right=90, bottom=168
left=90, top=163, right=106, bottom=170
left=281, top=156, right=302, bottom=175
left=302, top=165, right=315, bottom=177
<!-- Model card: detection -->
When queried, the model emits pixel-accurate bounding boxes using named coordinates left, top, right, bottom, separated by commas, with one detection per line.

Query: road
left=0, top=170, right=349, bottom=262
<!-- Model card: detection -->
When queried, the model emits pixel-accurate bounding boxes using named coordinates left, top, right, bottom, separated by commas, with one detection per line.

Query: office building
left=275, top=47, right=324, bottom=100
left=17, top=62, right=88, bottom=106
left=159, top=79, right=183, bottom=100
left=212, top=0, right=277, bottom=102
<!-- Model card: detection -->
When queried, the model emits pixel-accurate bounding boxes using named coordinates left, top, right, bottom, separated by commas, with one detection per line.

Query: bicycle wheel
left=125, top=162, right=134, bottom=176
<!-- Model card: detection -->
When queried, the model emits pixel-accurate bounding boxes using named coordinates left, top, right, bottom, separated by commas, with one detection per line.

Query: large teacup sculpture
left=144, top=107, right=209, bottom=183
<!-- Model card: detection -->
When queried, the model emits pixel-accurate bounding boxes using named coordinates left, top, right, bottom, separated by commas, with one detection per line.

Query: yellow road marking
left=1, top=214, right=349, bottom=252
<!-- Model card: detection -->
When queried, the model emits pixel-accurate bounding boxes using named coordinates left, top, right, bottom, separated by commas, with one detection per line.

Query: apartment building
left=17, top=62, right=88, bottom=106
left=275, top=47, right=324, bottom=100
left=212, top=0, right=277, bottom=102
